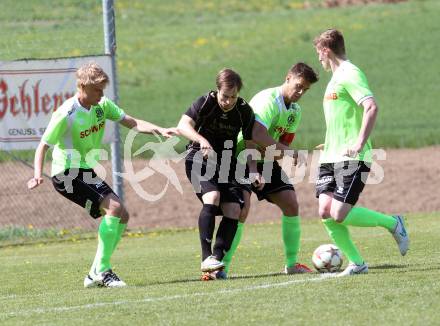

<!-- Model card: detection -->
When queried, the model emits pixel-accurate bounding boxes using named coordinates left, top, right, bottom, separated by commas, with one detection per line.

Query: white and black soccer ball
left=312, top=244, right=343, bottom=273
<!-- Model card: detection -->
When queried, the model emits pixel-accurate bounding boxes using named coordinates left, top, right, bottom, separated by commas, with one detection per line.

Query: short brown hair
left=76, top=62, right=109, bottom=88
left=287, top=62, right=319, bottom=84
left=313, top=29, right=346, bottom=57
left=216, top=68, right=243, bottom=92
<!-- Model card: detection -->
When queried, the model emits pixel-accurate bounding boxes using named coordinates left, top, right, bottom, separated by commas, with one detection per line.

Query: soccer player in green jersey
left=313, top=29, right=409, bottom=276
left=222, top=63, right=319, bottom=276
left=27, top=62, right=176, bottom=287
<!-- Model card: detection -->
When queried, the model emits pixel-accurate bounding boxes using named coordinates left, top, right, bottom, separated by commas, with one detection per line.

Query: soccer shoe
left=201, top=269, right=227, bottom=281
left=100, top=270, right=127, bottom=288
left=84, top=274, right=101, bottom=288
left=337, top=262, right=368, bottom=277
left=390, top=215, right=409, bottom=256
left=84, top=269, right=127, bottom=288
left=84, top=267, right=103, bottom=288
left=201, top=255, right=225, bottom=272
left=284, top=263, right=313, bottom=274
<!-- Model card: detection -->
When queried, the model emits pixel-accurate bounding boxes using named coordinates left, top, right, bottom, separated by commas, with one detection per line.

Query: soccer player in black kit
left=177, top=68, right=263, bottom=280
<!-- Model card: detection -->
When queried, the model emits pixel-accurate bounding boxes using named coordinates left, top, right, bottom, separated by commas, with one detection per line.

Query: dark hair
left=216, top=68, right=243, bottom=92
left=313, top=29, right=346, bottom=57
left=287, top=62, right=319, bottom=84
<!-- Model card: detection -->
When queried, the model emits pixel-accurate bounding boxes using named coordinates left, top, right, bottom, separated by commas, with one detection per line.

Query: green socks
left=223, top=216, right=302, bottom=273
left=322, top=207, right=397, bottom=265
left=322, top=218, right=364, bottom=265
left=342, top=207, right=397, bottom=231
left=96, top=215, right=121, bottom=273
left=282, top=215, right=301, bottom=268
left=90, top=220, right=126, bottom=275
left=112, top=223, right=127, bottom=252
left=222, top=222, right=244, bottom=274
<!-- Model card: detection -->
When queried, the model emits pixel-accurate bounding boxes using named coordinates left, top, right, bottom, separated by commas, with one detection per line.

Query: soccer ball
left=312, top=244, right=343, bottom=273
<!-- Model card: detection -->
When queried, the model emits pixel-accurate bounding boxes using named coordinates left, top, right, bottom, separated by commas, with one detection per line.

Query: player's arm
left=252, top=121, right=297, bottom=160
left=244, top=140, right=265, bottom=190
left=120, top=114, right=176, bottom=138
left=251, top=122, right=291, bottom=151
left=27, top=142, right=49, bottom=189
left=279, top=132, right=306, bottom=166
left=177, top=114, right=212, bottom=157
left=28, top=108, right=67, bottom=189
left=279, top=132, right=295, bottom=147
left=344, top=97, right=378, bottom=158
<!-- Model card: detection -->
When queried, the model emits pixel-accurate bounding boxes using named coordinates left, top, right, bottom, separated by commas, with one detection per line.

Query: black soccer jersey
left=184, top=91, right=255, bottom=156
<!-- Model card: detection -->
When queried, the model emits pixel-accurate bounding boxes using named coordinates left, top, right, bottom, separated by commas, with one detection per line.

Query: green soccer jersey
left=236, top=87, right=301, bottom=162
left=320, top=61, right=373, bottom=163
left=42, top=96, right=125, bottom=176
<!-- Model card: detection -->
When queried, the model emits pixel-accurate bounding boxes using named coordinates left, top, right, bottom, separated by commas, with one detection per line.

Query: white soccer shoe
left=391, top=215, right=409, bottom=256
left=337, top=262, right=368, bottom=277
left=84, top=274, right=100, bottom=288
left=84, top=269, right=127, bottom=288
left=201, top=255, right=225, bottom=272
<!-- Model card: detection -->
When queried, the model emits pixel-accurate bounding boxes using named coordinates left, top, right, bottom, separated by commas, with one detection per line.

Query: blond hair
left=313, top=29, right=346, bottom=57
left=76, top=62, right=109, bottom=88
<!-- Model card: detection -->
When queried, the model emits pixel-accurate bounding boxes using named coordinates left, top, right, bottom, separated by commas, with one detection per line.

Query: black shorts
left=185, top=154, right=245, bottom=213
left=52, top=168, right=116, bottom=219
left=250, top=161, right=295, bottom=201
left=315, top=161, right=371, bottom=205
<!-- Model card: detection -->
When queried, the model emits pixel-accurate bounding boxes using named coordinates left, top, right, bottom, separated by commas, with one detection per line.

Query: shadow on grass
left=368, top=264, right=408, bottom=270
left=136, top=272, right=313, bottom=287
left=369, top=262, right=440, bottom=273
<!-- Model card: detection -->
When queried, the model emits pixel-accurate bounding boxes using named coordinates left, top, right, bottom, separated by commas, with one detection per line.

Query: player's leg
left=331, top=161, right=408, bottom=256
left=221, top=189, right=250, bottom=275
left=113, top=205, right=129, bottom=252
left=88, top=204, right=128, bottom=283
left=87, top=192, right=128, bottom=287
left=213, top=201, right=240, bottom=262
left=52, top=168, right=125, bottom=287
left=321, top=196, right=364, bottom=266
left=316, top=163, right=366, bottom=274
left=257, top=161, right=310, bottom=273
left=185, top=156, right=224, bottom=271
left=96, top=194, right=126, bottom=270
left=199, top=190, right=224, bottom=272
left=267, top=189, right=311, bottom=274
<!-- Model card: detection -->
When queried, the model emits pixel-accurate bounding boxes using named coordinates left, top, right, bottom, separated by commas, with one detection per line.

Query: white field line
left=2, top=275, right=335, bottom=317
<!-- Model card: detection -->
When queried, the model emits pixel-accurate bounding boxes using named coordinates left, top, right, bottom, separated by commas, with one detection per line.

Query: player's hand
left=293, top=150, right=307, bottom=167
left=159, top=127, right=178, bottom=138
left=315, top=144, right=324, bottom=150
left=27, top=177, right=43, bottom=190
left=251, top=173, right=265, bottom=191
left=198, top=138, right=213, bottom=158
left=342, top=145, right=362, bottom=158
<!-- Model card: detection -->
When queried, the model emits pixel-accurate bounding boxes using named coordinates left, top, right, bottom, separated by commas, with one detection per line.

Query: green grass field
left=1, top=213, right=438, bottom=325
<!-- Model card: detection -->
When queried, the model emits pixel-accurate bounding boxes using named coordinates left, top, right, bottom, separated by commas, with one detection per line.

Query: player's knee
left=331, top=210, right=347, bottom=223
left=333, top=215, right=345, bottom=223
left=228, top=205, right=241, bottom=219
left=106, top=199, right=123, bottom=217
left=239, top=208, right=249, bottom=223
left=202, top=191, right=220, bottom=205
left=318, top=206, right=331, bottom=218
left=120, top=206, right=129, bottom=223
left=283, top=206, right=298, bottom=216
left=282, top=198, right=299, bottom=216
